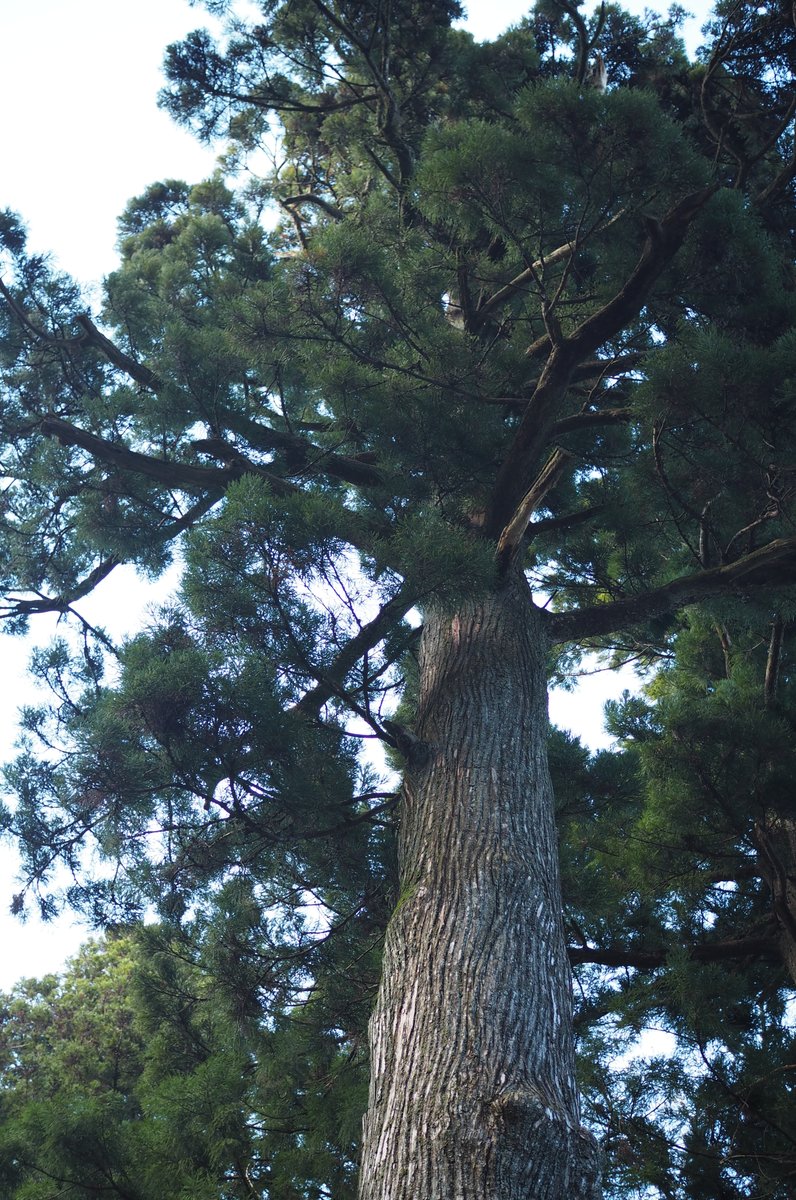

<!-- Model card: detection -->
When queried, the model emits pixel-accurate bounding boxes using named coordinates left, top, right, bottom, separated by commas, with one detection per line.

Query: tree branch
left=547, top=536, right=796, bottom=641
left=0, top=493, right=220, bottom=623
left=565, top=186, right=717, bottom=362
left=293, top=587, right=418, bottom=720
left=218, top=413, right=385, bottom=487
left=40, top=415, right=296, bottom=496
left=496, top=448, right=574, bottom=574
left=0, top=281, right=164, bottom=393
left=764, top=616, right=786, bottom=708
left=528, top=505, right=606, bottom=539
left=550, top=407, right=632, bottom=436
left=280, top=192, right=345, bottom=221
left=488, top=186, right=717, bottom=537
left=0, top=558, right=120, bottom=621
left=568, top=352, right=643, bottom=383
left=308, top=0, right=414, bottom=184
left=553, top=0, right=605, bottom=85
left=474, top=210, right=627, bottom=331
left=568, top=932, right=781, bottom=969
left=74, top=314, right=162, bottom=390
left=0, top=277, right=85, bottom=348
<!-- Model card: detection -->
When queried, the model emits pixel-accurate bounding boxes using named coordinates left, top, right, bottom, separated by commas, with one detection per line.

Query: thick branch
left=553, top=0, right=604, bottom=85
left=568, top=352, right=643, bottom=383
left=566, top=186, right=717, bottom=361
left=496, top=448, right=574, bottom=574
left=0, top=282, right=164, bottom=392
left=41, top=418, right=389, bottom=557
left=546, top=536, right=796, bottom=641
left=550, top=407, right=632, bottom=436
left=0, top=277, right=86, bottom=348
left=280, top=193, right=345, bottom=221
left=474, top=241, right=576, bottom=328
left=528, top=504, right=605, bottom=539
left=293, top=587, right=417, bottom=720
left=0, top=558, right=119, bottom=620
left=74, top=314, right=163, bottom=390
left=488, top=186, right=716, bottom=536
left=568, top=932, right=781, bottom=969
left=219, top=413, right=384, bottom=487
left=755, top=142, right=796, bottom=207
left=764, top=616, right=786, bottom=708
left=41, top=416, right=296, bottom=496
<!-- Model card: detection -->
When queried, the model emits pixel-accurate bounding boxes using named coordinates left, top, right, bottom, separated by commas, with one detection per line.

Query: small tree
left=0, top=2, right=794, bottom=1196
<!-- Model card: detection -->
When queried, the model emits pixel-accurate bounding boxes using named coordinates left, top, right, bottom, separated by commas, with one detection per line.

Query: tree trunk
left=755, top=815, right=796, bottom=986
left=359, top=575, right=601, bottom=1200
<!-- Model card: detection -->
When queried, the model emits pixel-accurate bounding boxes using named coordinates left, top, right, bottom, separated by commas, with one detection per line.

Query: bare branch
left=496, top=448, right=574, bottom=574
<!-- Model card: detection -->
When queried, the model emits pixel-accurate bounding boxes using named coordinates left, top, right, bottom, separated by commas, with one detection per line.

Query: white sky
left=0, top=0, right=707, bottom=987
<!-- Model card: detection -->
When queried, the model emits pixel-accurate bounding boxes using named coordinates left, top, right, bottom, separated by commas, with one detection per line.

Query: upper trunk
left=359, top=575, right=601, bottom=1200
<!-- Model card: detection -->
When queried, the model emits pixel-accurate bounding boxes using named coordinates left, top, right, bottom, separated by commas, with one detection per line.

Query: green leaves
left=562, top=600, right=796, bottom=1196
left=1, top=3, right=796, bottom=1197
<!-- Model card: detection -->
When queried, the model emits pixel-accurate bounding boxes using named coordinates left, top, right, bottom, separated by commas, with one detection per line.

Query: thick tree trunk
left=359, top=576, right=601, bottom=1200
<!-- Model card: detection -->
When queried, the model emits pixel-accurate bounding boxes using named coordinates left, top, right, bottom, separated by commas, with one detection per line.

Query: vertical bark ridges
left=360, top=576, right=602, bottom=1199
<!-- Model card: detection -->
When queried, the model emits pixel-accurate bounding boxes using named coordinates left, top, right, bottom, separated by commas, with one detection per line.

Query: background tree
left=0, top=928, right=363, bottom=1200
left=0, top=936, right=148, bottom=1200
left=556, top=611, right=796, bottom=1197
left=0, top=0, right=794, bottom=1197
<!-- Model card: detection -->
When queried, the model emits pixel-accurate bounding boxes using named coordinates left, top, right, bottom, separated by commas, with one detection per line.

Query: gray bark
left=359, top=575, right=601, bottom=1200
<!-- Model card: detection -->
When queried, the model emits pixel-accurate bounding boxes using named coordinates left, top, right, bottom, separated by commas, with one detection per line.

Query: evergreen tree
left=0, top=936, right=148, bottom=1200
left=555, top=609, right=796, bottom=1197
left=0, top=1, right=794, bottom=1196
left=0, top=930, right=324, bottom=1199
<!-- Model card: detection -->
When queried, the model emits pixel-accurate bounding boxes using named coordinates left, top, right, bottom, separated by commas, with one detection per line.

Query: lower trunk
left=359, top=576, right=601, bottom=1200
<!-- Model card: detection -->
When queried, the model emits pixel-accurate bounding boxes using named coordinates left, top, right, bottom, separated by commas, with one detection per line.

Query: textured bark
left=359, top=576, right=601, bottom=1200
left=754, top=815, right=796, bottom=986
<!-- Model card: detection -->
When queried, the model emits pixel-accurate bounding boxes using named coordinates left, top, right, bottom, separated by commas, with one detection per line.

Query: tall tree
left=0, top=1, right=794, bottom=1196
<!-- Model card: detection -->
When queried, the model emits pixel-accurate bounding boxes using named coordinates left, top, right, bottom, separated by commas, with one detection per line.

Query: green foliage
left=1, top=0, right=795, bottom=1196
left=0, top=927, right=371, bottom=1200
left=561, top=607, right=796, bottom=1197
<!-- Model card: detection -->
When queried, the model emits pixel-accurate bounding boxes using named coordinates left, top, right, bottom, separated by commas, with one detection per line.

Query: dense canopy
left=0, top=0, right=795, bottom=1196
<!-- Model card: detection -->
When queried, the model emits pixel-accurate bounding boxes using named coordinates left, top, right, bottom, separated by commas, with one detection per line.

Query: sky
left=0, top=0, right=711, bottom=987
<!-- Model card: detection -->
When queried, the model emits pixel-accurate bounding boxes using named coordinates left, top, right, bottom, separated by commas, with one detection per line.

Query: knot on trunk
left=486, top=1089, right=603, bottom=1200
left=382, top=719, right=433, bottom=765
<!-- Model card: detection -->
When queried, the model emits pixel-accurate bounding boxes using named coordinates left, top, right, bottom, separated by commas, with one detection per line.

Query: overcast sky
left=0, top=0, right=710, bottom=987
